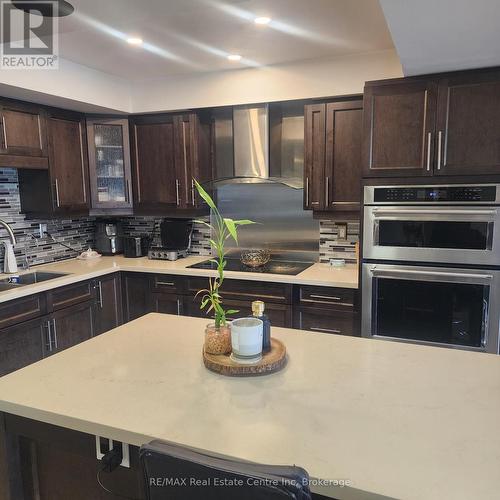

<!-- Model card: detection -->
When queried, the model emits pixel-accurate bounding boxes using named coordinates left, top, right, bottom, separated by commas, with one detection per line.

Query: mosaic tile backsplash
left=319, top=220, right=360, bottom=264
left=0, top=167, right=359, bottom=270
left=120, top=216, right=211, bottom=256
left=0, top=168, right=95, bottom=269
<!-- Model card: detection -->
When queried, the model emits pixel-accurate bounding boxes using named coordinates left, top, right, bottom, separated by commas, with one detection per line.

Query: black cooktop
left=188, top=258, right=314, bottom=276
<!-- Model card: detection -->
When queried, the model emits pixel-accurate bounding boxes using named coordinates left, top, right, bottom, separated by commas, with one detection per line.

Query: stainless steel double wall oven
left=362, top=184, right=500, bottom=353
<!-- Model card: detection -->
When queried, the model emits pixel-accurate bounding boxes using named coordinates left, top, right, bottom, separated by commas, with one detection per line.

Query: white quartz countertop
left=0, top=256, right=358, bottom=303
left=1, top=314, right=499, bottom=500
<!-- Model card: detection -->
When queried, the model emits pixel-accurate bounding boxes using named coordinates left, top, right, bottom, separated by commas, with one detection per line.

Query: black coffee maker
left=148, top=219, right=194, bottom=261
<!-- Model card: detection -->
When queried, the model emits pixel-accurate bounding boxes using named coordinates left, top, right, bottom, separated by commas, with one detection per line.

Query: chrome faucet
left=0, top=219, right=17, bottom=274
left=0, top=219, right=16, bottom=245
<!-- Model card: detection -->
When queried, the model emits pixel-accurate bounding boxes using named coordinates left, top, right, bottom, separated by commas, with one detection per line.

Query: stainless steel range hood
left=211, top=104, right=303, bottom=189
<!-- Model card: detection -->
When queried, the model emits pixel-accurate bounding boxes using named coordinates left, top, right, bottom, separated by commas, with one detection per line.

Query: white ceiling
left=52, top=0, right=395, bottom=81
left=380, top=0, right=500, bottom=76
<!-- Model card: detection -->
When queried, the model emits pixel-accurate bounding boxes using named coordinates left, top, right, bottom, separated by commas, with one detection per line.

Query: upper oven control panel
left=365, top=185, right=499, bottom=204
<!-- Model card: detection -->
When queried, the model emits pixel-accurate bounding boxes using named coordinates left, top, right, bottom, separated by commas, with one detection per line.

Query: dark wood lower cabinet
left=1, top=414, right=145, bottom=500
left=293, top=307, right=360, bottom=336
left=46, top=301, right=95, bottom=356
left=0, top=318, right=46, bottom=377
left=151, top=292, right=183, bottom=315
left=94, top=274, right=123, bottom=335
left=122, top=273, right=152, bottom=322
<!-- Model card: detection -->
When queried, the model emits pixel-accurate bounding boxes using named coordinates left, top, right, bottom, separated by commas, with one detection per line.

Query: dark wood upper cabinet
left=325, top=100, right=363, bottom=212
left=87, top=117, right=133, bottom=211
left=363, top=80, right=437, bottom=177
left=130, top=112, right=211, bottom=213
left=304, top=100, right=363, bottom=213
left=47, top=111, right=89, bottom=214
left=131, top=116, right=178, bottom=212
left=18, top=109, right=90, bottom=217
left=436, top=70, right=500, bottom=176
left=0, top=100, right=48, bottom=169
left=304, top=104, right=326, bottom=209
left=0, top=102, right=47, bottom=157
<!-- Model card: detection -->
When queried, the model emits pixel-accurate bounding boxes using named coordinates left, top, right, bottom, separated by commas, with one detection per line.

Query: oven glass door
left=363, top=265, right=499, bottom=351
left=363, top=207, right=499, bottom=265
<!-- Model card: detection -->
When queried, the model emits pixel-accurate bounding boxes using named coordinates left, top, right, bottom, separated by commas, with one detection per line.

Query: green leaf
left=224, top=218, right=238, bottom=243
left=234, top=219, right=255, bottom=226
left=225, top=309, right=239, bottom=315
left=193, top=179, right=216, bottom=210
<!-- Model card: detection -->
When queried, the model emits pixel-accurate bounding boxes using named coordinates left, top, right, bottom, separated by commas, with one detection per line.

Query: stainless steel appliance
left=148, top=219, right=193, bottom=261
left=95, top=221, right=123, bottom=255
left=363, top=184, right=500, bottom=266
left=362, top=184, right=500, bottom=353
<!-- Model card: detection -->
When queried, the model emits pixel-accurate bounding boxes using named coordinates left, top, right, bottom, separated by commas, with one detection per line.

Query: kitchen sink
left=0, top=271, right=69, bottom=286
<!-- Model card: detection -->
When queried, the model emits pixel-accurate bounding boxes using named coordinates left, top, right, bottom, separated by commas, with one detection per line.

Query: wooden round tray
left=203, top=338, right=287, bottom=377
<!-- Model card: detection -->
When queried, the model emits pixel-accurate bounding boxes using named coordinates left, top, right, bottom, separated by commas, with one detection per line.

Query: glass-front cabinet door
left=87, top=118, right=132, bottom=210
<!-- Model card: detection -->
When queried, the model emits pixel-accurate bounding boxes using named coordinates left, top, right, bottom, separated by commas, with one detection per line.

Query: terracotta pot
left=204, top=323, right=231, bottom=355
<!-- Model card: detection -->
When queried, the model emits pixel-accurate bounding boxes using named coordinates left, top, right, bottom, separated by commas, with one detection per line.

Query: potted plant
left=193, top=180, right=254, bottom=355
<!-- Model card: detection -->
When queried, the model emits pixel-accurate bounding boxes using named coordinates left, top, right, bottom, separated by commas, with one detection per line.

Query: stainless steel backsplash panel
left=212, top=183, right=319, bottom=262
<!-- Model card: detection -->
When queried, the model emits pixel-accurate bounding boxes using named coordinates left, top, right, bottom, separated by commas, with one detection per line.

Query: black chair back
left=140, top=440, right=312, bottom=500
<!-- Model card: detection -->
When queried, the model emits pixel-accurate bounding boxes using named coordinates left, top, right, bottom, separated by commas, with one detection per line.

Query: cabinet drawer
left=294, top=308, right=359, bottom=336
left=0, top=294, right=46, bottom=330
left=150, top=275, right=184, bottom=294
left=186, top=277, right=292, bottom=304
left=296, top=285, right=356, bottom=310
left=46, top=280, right=94, bottom=311
left=152, top=293, right=183, bottom=315
left=188, top=296, right=292, bottom=328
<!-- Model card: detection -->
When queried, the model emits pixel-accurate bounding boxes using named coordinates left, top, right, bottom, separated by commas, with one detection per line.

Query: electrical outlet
left=38, top=223, right=47, bottom=238
left=95, top=436, right=130, bottom=468
left=337, top=223, right=348, bottom=240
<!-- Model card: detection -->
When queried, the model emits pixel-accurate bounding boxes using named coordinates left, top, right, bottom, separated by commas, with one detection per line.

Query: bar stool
left=140, top=440, right=312, bottom=500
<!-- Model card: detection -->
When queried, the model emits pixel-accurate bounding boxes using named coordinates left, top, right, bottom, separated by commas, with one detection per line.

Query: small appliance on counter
left=123, top=235, right=150, bottom=258
left=95, top=220, right=123, bottom=255
left=148, top=218, right=193, bottom=261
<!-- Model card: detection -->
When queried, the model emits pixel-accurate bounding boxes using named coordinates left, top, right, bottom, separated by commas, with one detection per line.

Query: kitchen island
left=1, top=313, right=500, bottom=500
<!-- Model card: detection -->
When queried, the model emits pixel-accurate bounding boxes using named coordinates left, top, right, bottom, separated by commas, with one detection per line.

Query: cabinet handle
left=54, top=179, right=60, bottom=207
left=175, top=179, right=180, bottom=206
left=1, top=115, right=7, bottom=149
left=52, top=319, right=58, bottom=350
left=426, top=132, right=432, bottom=171
left=325, top=176, right=329, bottom=207
left=45, top=320, right=52, bottom=351
left=94, top=281, right=103, bottom=308
left=182, top=121, right=189, bottom=204
left=177, top=299, right=181, bottom=315
left=191, top=179, right=195, bottom=206
left=437, top=131, right=443, bottom=170
left=305, top=177, right=309, bottom=207
left=156, top=281, right=175, bottom=286
left=310, top=327, right=341, bottom=334
left=310, top=294, right=341, bottom=301
left=125, top=179, right=130, bottom=204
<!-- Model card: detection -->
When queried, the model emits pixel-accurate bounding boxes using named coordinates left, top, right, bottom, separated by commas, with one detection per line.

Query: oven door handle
left=371, top=208, right=498, bottom=217
left=370, top=268, right=493, bottom=283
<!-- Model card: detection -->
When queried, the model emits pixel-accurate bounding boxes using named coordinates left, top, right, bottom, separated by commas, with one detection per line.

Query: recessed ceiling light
left=127, top=37, right=143, bottom=46
left=227, top=54, right=242, bottom=61
left=254, top=16, right=271, bottom=25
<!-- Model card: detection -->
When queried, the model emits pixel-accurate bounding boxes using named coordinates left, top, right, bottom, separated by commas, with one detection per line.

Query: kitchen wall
left=319, top=220, right=359, bottom=264
left=120, top=216, right=211, bottom=256
left=0, top=168, right=95, bottom=269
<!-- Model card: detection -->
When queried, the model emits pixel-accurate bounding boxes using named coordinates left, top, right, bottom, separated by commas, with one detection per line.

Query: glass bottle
left=252, top=300, right=271, bottom=353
